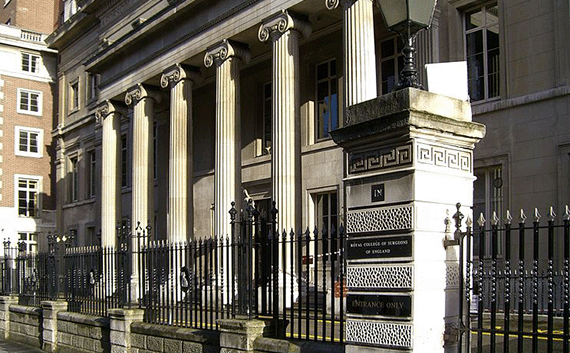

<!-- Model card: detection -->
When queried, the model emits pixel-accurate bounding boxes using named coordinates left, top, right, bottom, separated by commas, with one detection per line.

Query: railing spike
left=505, top=210, right=513, bottom=225
left=465, top=215, right=473, bottom=228
left=519, top=209, right=527, bottom=223
left=533, top=208, right=541, bottom=223
left=477, top=212, right=486, bottom=227
left=491, top=211, right=499, bottom=226
left=548, top=206, right=556, bottom=221
left=564, top=205, right=570, bottom=221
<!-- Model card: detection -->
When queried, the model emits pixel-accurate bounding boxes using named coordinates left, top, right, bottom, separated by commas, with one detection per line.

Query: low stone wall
left=130, top=323, right=218, bottom=353
left=0, top=297, right=347, bottom=353
left=9, top=305, right=42, bottom=348
left=57, top=312, right=110, bottom=353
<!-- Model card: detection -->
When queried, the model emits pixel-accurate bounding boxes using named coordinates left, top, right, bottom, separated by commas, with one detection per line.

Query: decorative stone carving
left=346, top=319, right=413, bottom=348
left=347, top=264, right=413, bottom=289
left=160, top=63, right=201, bottom=89
left=417, top=143, right=472, bottom=172
left=124, top=83, right=162, bottom=106
left=203, top=39, right=250, bottom=68
left=349, top=143, right=413, bottom=173
left=258, top=10, right=311, bottom=42
left=347, top=205, right=413, bottom=233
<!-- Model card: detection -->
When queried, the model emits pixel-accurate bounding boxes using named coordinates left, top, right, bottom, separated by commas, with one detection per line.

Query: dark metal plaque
left=371, top=184, right=385, bottom=202
left=347, top=235, right=412, bottom=260
left=347, top=294, right=412, bottom=318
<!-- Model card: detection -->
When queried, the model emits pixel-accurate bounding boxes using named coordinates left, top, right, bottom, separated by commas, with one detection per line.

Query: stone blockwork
left=9, top=305, right=42, bottom=348
left=130, top=322, right=218, bottom=353
left=57, top=312, right=110, bottom=353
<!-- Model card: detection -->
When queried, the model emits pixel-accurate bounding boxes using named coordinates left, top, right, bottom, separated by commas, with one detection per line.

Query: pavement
left=0, top=340, right=44, bottom=353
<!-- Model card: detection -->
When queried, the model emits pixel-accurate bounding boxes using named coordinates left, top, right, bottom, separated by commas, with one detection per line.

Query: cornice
left=258, top=10, right=311, bottom=42
left=204, top=39, right=250, bottom=68
left=160, top=63, right=201, bottom=89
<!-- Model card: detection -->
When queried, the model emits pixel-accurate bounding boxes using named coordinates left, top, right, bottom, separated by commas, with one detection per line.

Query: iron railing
left=456, top=204, right=570, bottom=353
left=0, top=201, right=347, bottom=343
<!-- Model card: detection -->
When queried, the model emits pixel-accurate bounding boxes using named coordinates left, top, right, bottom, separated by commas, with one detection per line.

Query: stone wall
left=9, top=305, right=42, bottom=348
left=130, top=323, right=217, bottom=353
left=0, top=297, right=346, bottom=353
left=57, top=312, right=110, bottom=353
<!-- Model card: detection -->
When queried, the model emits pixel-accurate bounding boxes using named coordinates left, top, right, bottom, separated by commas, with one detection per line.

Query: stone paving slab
left=0, top=340, right=44, bottom=353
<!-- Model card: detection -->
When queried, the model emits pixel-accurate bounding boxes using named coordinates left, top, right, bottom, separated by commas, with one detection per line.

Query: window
left=18, top=233, right=37, bottom=253
left=17, top=177, right=39, bottom=217
left=15, top=127, right=42, bottom=157
left=380, top=37, right=404, bottom=94
left=465, top=3, right=500, bottom=101
left=21, top=53, right=40, bottom=73
left=121, top=135, right=128, bottom=187
left=473, top=165, right=505, bottom=257
left=87, top=150, right=96, bottom=198
left=261, top=82, right=272, bottom=155
left=70, top=157, right=79, bottom=202
left=70, top=80, right=79, bottom=110
left=18, top=89, right=41, bottom=115
left=315, top=59, right=338, bottom=140
left=87, top=73, right=99, bottom=102
left=315, top=191, right=339, bottom=260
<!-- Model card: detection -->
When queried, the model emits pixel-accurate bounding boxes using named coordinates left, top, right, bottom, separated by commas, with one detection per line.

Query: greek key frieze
left=417, top=144, right=471, bottom=172
left=349, top=143, right=413, bottom=174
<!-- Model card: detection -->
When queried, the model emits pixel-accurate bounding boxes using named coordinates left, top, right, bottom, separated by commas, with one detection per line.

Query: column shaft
left=168, top=78, right=193, bottom=242
left=344, top=0, right=377, bottom=106
left=100, top=107, right=121, bottom=248
left=214, top=57, right=241, bottom=238
left=272, top=30, right=301, bottom=232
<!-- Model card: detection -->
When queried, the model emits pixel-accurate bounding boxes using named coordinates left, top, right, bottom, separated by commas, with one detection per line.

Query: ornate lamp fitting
left=258, top=10, right=311, bottom=42
left=204, top=39, right=250, bottom=68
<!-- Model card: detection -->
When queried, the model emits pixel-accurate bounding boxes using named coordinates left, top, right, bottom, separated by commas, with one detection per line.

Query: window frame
left=17, top=88, right=42, bottom=116
left=18, top=232, right=38, bottom=254
left=315, top=58, right=339, bottom=142
left=15, top=175, right=41, bottom=218
left=69, top=156, right=79, bottom=202
left=15, top=126, right=43, bottom=158
left=21, top=52, right=40, bottom=74
left=86, top=73, right=99, bottom=103
left=87, top=150, right=96, bottom=198
left=379, top=36, right=404, bottom=95
left=69, top=79, right=79, bottom=112
left=464, top=2, right=501, bottom=102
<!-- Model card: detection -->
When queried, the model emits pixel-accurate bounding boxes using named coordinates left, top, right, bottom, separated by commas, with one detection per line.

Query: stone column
left=109, top=308, right=144, bottom=353
left=160, top=64, right=200, bottom=243
left=96, top=101, right=122, bottom=248
left=259, top=10, right=310, bottom=233
left=330, top=88, right=485, bottom=353
left=41, top=300, right=68, bottom=352
left=125, top=84, right=161, bottom=304
left=204, top=40, right=249, bottom=238
left=326, top=0, right=377, bottom=107
left=0, top=296, right=17, bottom=339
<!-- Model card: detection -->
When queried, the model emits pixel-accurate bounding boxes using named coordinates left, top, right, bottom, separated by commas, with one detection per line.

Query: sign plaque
left=347, top=234, right=412, bottom=260
left=347, top=294, right=412, bottom=318
left=371, top=184, right=385, bottom=202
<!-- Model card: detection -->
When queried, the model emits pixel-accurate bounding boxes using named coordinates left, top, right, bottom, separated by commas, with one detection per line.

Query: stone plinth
left=331, top=88, right=485, bottom=353
left=41, top=300, right=68, bottom=352
left=217, top=318, right=284, bottom=352
left=109, top=308, right=144, bottom=353
left=0, top=296, right=17, bottom=339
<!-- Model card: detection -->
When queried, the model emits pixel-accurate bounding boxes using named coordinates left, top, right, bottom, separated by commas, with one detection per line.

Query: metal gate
left=455, top=204, right=570, bottom=353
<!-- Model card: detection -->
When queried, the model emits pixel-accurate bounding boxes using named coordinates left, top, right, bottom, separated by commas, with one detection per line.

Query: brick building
left=0, top=1, right=58, bottom=252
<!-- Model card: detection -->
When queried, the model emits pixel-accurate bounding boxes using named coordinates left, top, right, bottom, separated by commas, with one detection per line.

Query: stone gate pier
left=331, top=88, right=485, bottom=352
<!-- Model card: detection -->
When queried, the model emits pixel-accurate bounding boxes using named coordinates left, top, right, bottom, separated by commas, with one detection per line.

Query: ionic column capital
left=258, top=10, right=311, bottom=42
left=160, top=64, right=201, bottom=89
left=95, top=100, right=124, bottom=125
left=326, top=0, right=373, bottom=10
left=204, top=39, right=250, bottom=68
left=125, top=83, right=163, bottom=106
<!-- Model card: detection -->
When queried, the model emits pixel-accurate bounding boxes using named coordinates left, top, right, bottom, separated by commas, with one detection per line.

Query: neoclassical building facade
left=46, top=0, right=570, bottom=258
